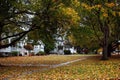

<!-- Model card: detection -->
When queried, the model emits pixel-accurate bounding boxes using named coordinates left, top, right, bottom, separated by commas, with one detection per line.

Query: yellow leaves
left=59, top=3, right=64, bottom=7
left=81, top=3, right=108, bottom=18
left=0, top=55, right=120, bottom=79
left=97, top=48, right=103, bottom=53
left=81, top=2, right=120, bottom=18
left=68, top=34, right=76, bottom=45
left=33, top=55, right=119, bottom=79
left=112, top=11, right=116, bottom=16
left=80, top=2, right=115, bottom=14
left=0, top=56, right=82, bottom=65
left=118, top=12, right=120, bottom=16
left=62, top=7, right=77, bottom=17
left=56, top=2, right=80, bottom=27
left=59, top=7, right=80, bottom=25
left=81, top=3, right=92, bottom=11
left=81, top=3, right=103, bottom=12
left=81, top=3, right=88, bottom=8
left=95, top=4, right=102, bottom=8
left=105, top=3, right=115, bottom=8
left=81, top=3, right=102, bottom=11
left=101, top=8, right=107, bottom=12
left=103, top=13, right=108, bottom=17
left=72, top=0, right=80, bottom=7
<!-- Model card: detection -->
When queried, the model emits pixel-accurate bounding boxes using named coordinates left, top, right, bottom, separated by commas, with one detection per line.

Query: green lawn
left=0, top=55, right=120, bottom=80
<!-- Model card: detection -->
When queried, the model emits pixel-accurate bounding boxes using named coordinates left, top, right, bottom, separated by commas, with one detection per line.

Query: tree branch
left=0, top=27, right=36, bottom=49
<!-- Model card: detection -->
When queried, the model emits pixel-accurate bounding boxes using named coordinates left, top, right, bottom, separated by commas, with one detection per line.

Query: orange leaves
left=81, top=3, right=114, bottom=19
left=95, top=4, right=102, bottom=8
left=105, top=3, right=115, bottom=8
left=0, top=55, right=120, bottom=79
left=0, top=55, right=83, bottom=65
left=81, top=2, right=120, bottom=19
left=103, top=13, right=108, bottom=17
left=81, top=2, right=115, bottom=11
left=81, top=3, right=102, bottom=11
left=81, top=3, right=92, bottom=11
left=26, top=56, right=119, bottom=79
left=0, top=55, right=83, bottom=79
left=52, top=0, right=58, bottom=2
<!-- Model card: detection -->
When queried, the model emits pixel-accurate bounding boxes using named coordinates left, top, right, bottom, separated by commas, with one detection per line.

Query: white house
left=33, top=40, right=45, bottom=54
left=0, top=31, right=77, bottom=56
left=0, top=38, right=45, bottom=56
left=51, top=32, right=77, bottom=55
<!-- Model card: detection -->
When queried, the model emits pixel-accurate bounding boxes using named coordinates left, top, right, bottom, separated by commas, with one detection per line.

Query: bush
left=19, top=54, right=22, bottom=56
left=44, top=43, right=55, bottom=54
left=36, top=51, right=45, bottom=56
left=64, top=50, right=71, bottom=55
left=11, top=51, right=18, bottom=56
left=29, top=52, right=35, bottom=56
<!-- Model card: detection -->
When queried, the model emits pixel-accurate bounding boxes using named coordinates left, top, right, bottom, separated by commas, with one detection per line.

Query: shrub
left=64, top=50, right=71, bottom=55
left=36, top=51, right=45, bottom=56
left=19, top=54, right=22, bottom=56
left=29, top=52, right=35, bottom=56
left=44, top=43, right=55, bottom=54
left=11, top=51, right=18, bottom=56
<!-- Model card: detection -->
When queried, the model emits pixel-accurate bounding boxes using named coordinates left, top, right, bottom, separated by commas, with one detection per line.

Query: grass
left=0, top=55, right=120, bottom=80
left=0, top=55, right=84, bottom=65
left=0, top=55, right=84, bottom=79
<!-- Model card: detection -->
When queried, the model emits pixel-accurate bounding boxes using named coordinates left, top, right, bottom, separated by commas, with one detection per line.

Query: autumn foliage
left=0, top=55, right=119, bottom=80
left=24, top=44, right=33, bottom=51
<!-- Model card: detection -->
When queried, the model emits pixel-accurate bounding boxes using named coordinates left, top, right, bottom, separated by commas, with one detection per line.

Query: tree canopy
left=0, top=0, right=120, bottom=59
left=68, top=0, right=120, bottom=59
left=0, top=0, right=80, bottom=51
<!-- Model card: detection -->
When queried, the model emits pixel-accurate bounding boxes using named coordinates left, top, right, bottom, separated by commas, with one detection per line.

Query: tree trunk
left=107, top=43, right=112, bottom=57
left=102, top=43, right=108, bottom=60
left=101, top=26, right=109, bottom=60
left=0, top=22, right=3, bottom=46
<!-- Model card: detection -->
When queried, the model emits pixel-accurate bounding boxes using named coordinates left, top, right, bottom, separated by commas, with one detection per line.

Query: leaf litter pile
left=0, top=55, right=120, bottom=80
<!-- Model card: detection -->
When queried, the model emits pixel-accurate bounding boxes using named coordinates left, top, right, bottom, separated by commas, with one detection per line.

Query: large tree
left=72, top=0, right=120, bottom=60
left=29, top=0, right=80, bottom=53
left=0, top=0, right=80, bottom=53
